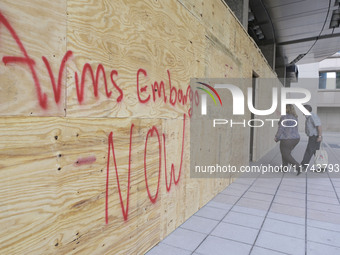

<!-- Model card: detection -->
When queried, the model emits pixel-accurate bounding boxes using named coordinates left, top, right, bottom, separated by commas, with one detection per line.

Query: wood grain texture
left=160, top=117, right=189, bottom=238
left=0, top=0, right=281, bottom=254
left=0, top=116, right=186, bottom=254
left=0, top=0, right=67, bottom=116
left=66, top=0, right=205, bottom=118
left=0, top=115, right=216, bottom=254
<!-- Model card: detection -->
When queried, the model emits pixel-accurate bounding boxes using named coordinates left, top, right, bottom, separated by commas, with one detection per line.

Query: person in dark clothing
left=301, top=104, right=322, bottom=171
left=275, top=104, right=301, bottom=175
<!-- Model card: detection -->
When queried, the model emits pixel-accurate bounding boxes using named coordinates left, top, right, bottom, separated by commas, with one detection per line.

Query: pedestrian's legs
left=280, top=142, right=288, bottom=167
left=280, top=139, right=300, bottom=168
left=301, top=136, right=318, bottom=167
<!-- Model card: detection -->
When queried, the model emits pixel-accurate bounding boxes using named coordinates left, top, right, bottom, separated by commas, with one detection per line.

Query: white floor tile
left=307, top=226, right=340, bottom=248
left=276, top=189, right=306, bottom=200
left=307, top=209, right=340, bottom=224
left=236, top=197, right=271, bottom=211
left=270, top=203, right=305, bottom=218
left=211, top=222, right=259, bottom=244
left=146, top=243, right=192, bottom=255
left=267, top=211, right=305, bottom=225
left=274, top=195, right=305, bottom=208
left=307, top=218, right=340, bottom=232
left=307, top=201, right=340, bottom=214
left=195, top=236, right=252, bottom=255
left=307, top=188, right=335, bottom=197
left=248, top=186, right=277, bottom=195
left=307, top=241, right=340, bottom=255
left=220, top=187, right=247, bottom=197
left=307, top=194, right=339, bottom=205
left=205, top=200, right=233, bottom=211
left=222, top=211, right=264, bottom=229
left=262, top=218, right=305, bottom=239
left=195, top=205, right=227, bottom=221
left=279, top=185, right=306, bottom=194
left=243, top=191, right=274, bottom=202
left=255, top=231, right=305, bottom=255
left=180, top=215, right=219, bottom=234
left=162, top=228, right=206, bottom=251
left=232, top=205, right=267, bottom=217
left=251, top=246, right=289, bottom=255
left=213, top=193, right=239, bottom=205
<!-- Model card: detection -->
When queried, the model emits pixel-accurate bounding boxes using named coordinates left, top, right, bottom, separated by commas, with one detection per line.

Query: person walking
left=301, top=104, right=322, bottom=170
left=274, top=104, right=301, bottom=175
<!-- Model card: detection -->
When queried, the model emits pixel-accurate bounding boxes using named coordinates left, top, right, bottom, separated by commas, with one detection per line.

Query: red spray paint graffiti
left=42, top=50, right=73, bottom=104
left=0, top=11, right=48, bottom=109
left=105, top=114, right=186, bottom=223
left=1, top=10, right=198, bottom=113
left=136, top=68, right=199, bottom=116
left=74, top=63, right=113, bottom=104
left=163, top=116, right=185, bottom=191
left=0, top=11, right=193, bottom=223
left=105, top=124, right=134, bottom=223
left=0, top=11, right=123, bottom=108
left=75, top=156, right=97, bottom=166
left=144, top=126, right=162, bottom=204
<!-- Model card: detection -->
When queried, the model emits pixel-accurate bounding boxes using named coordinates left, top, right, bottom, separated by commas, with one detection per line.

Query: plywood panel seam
left=176, top=0, right=205, bottom=26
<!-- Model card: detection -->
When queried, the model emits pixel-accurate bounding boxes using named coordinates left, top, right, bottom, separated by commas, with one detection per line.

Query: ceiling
left=248, top=0, right=340, bottom=67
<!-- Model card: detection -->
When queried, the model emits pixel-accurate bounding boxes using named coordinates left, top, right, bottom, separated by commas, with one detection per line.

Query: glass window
left=336, top=72, right=340, bottom=89
left=319, top=71, right=339, bottom=89
left=319, top=72, right=327, bottom=89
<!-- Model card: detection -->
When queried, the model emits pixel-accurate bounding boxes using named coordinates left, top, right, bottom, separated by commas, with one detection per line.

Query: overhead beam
left=277, top=32, right=340, bottom=46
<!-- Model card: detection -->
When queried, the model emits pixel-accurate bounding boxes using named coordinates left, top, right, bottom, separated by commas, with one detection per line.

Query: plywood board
left=0, top=0, right=67, bottom=116
left=66, top=0, right=205, bottom=118
left=0, top=0, right=281, bottom=253
left=0, top=117, right=190, bottom=254
left=159, top=117, right=189, bottom=239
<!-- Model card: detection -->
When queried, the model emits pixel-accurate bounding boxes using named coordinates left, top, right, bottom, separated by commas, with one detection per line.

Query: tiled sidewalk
left=146, top=133, right=340, bottom=255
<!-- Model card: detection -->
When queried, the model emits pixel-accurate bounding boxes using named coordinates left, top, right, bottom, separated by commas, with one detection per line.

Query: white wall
left=296, top=57, right=340, bottom=133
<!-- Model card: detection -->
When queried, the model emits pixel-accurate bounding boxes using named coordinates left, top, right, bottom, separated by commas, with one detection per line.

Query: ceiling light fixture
left=248, top=12, right=255, bottom=22
left=258, top=34, right=265, bottom=40
left=252, top=25, right=260, bottom=30
left=330, top=9, right=340, bottom=28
